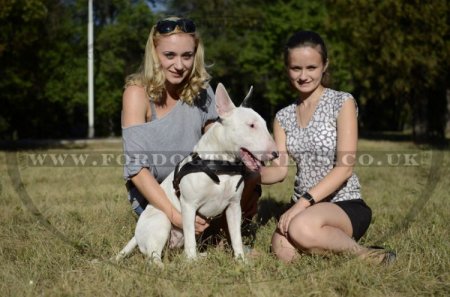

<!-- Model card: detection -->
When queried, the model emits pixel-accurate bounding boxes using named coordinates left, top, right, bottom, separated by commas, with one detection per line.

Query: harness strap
left=172, top=152, right=246, bottom=198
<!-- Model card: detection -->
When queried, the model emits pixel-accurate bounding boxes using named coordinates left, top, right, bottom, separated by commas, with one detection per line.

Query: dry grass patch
left=0, top=139, right=448, bottom=296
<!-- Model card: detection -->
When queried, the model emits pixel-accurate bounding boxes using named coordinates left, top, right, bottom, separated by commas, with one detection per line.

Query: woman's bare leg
left=272, top=202, right=367, bottom=262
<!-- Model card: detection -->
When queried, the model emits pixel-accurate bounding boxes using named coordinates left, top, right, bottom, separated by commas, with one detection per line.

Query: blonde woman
left=121, top=17, right=260, bottom=239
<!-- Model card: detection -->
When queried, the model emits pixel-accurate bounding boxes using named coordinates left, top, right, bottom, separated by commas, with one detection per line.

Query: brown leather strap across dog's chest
left=172, top=152, right=246, bottom=198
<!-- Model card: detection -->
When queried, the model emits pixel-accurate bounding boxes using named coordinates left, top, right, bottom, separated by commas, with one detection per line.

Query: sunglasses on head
left=155, top=18, right=196, bottom=34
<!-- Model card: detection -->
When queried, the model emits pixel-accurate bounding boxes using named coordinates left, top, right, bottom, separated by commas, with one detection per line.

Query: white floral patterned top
left=276, top=88, right=362, bottom=203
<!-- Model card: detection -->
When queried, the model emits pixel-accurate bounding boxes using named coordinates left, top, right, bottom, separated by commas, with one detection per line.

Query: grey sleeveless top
left=122, top=86, right=218, bottom=183
left=276, top=88, right=362, bottom=203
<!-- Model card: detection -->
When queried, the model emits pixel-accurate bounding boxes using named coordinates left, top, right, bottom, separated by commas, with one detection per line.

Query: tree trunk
left=412, top=88, right=447, bottom=144
left=412, top=94, right=428, bottom=143
left=446, top=89, right=450, bottom=137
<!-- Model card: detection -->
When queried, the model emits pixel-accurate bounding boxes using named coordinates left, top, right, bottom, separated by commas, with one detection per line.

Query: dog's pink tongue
left=240, top=149, right=261, bottom=172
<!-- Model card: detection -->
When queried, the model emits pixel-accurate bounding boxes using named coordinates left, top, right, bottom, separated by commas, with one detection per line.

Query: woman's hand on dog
left=170, top=208, right=209, bottom=235
left=195, top=216, right=209, bottom=234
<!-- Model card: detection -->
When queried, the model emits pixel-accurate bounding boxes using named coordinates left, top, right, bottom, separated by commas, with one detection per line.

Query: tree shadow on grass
left=360, top=131, right=450, bottom=146
left=239, top=196, right=290, bottom=246
left=256, top=195, right=289, bottom=226
left=0, top=139, right=89, bottom=150
left=359, top=131, right=414, bottom=142
left=197, top=196, right=289, bottom=250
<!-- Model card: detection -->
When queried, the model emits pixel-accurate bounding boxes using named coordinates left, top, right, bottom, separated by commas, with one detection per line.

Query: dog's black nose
left=272, top=151, right=279, bottom=159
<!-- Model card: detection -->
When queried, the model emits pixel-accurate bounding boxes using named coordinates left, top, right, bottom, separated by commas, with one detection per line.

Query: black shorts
left=335, top=199, right=372, bottom=241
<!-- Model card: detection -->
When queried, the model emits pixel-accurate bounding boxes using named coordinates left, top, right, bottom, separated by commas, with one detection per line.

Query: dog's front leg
left=180, top=198, right=198, bottom=260
left=226, top=200, right=245, bottom=261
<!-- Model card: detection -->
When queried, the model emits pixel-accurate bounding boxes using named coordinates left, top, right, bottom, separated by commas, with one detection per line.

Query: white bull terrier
left=116, top=83, right=278, bottom=265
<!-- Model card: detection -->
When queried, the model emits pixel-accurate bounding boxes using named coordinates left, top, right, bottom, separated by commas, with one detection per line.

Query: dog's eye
left=249, top=123, right=255, bottom=128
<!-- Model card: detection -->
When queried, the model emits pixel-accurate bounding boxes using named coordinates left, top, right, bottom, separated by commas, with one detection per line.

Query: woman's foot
left=357, top=246, right=396, bottom=265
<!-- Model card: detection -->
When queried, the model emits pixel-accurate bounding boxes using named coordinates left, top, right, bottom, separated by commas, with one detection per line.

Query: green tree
left=0, top=0, right=54, bottom=139
left=165, top=0, right=449, bottom=142
left=91, top=0, right=155, bottom=136
left=0, top=0, right=156, bottom=139
left=327, top=0, right=449, bottom=142
left=2, top=0, right=447, bottom=141
left=237, top=1, right=331, bottom=116
left=164, top=0, right=335, bottom=125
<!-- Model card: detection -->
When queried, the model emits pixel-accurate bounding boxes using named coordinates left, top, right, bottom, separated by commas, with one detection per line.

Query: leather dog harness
left=172, top=152, right=246, bottom=199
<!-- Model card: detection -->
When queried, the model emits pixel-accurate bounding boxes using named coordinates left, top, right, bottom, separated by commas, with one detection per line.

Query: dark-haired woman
left=261, top=31, right=395, bottom=264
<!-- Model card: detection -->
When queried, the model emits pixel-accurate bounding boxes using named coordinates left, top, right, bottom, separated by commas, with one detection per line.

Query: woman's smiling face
left=286, top=46, right=328, bottom=95
left=155, top=33, right=196, bottom=87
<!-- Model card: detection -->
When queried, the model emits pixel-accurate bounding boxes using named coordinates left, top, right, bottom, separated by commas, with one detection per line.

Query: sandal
left=357, top=245, right=396, bottom=265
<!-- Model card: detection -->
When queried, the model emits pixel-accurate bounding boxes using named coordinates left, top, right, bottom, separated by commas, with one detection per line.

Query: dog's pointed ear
left=240, top=85, right=253, bottom=107
left=215, top=83, right=236, bottom=117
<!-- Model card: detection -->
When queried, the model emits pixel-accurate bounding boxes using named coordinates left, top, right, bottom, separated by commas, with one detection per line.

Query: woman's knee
left=287, top=216, right=320, bottom=250
left=271, top=230, right=298, bottom=263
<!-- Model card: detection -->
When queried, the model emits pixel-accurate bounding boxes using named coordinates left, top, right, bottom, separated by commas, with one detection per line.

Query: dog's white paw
left=147, top=252, right=165, bottom=268
left=184, top=246, right=199, bottom=261
left=185, top=255, right=198, bottom=262
left=149, top=257, right=165, bottom=269
left=234, top=253, right=247, bottom=264
left=185, top=251, right=207, bottom=261
left=114, top=252, right=126, bottom=262
left=90, top=258, right=101, bottom=264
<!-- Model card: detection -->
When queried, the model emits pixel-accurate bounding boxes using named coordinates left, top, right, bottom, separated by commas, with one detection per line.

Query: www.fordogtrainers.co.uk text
left=21, top=150, right=432, bottom=168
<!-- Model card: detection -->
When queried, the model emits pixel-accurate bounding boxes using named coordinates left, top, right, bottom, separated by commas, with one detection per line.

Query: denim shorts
left=127, top=182, right=147, bottom=216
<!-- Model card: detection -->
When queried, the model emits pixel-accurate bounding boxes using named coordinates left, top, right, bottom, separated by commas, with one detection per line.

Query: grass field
left=0, top=139, right=448, bottom=296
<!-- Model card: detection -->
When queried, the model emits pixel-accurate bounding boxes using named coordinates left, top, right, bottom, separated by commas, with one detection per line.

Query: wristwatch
left=301, top=192, right=315, bottom=206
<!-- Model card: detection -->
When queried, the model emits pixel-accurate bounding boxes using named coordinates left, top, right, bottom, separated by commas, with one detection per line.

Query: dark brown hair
left=284, top=31, right=329, bottom=85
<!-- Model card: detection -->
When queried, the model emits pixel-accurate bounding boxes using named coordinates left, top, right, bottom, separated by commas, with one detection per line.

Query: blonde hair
left=125, top=17, right=211, bottom=105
